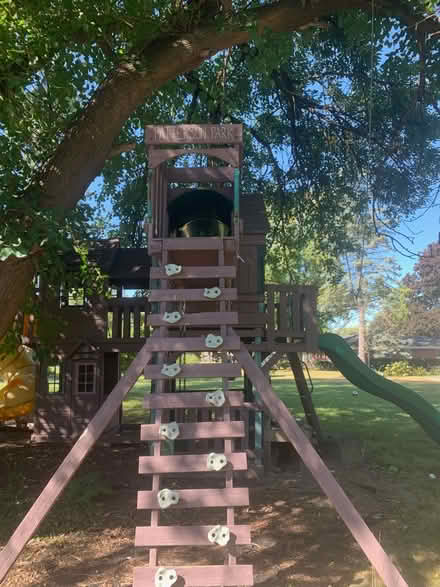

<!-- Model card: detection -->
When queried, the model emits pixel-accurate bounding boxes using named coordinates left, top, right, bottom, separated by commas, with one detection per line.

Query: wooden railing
left=106, top=298, right=149, bottom=341
left=238, top=285, right=319, bottom=352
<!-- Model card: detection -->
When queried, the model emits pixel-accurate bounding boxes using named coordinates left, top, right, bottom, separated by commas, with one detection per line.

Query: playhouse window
left=67, top=287, right=85, bottom=306
left=47, top=364, right=62, bottom=394
left=76, top=363, right=96, bottom=394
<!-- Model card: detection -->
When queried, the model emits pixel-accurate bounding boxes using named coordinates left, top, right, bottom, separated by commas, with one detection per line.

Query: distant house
left=344, top=334, right=440, bottom=361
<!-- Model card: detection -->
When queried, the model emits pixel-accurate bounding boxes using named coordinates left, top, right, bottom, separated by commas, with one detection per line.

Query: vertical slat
left=279, top=291, right=288, bottom=332
left=116, top=306, right=123, bottom=339
left=149, top=407, right=161, bottom=567
left=266, top=287, right=274, bottom=347
left=134, top=306, right=141, bottom=339
left=124, top=307, right=130, bottom=339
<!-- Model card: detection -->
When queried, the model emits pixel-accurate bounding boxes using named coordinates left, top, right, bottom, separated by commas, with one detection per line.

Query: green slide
left=318, top=333, right=440, bottom=445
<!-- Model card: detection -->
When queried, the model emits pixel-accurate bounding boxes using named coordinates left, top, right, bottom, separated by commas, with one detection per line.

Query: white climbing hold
left=207, top=452, right=227, bottom=471
left=352, top=390, right=359, bottom=396
left=208, top=525, right=230, bottom=546
left=165, top=264, right=182, bottom=276
left=161, top=363, right=181, bottom=377
left=155, top=567, right=178, bottom=587
left=204, top=286, right=221, bottom=299
left=157, top=488, right=180, bottom=509
left=206, top=389, right=225, bottom=407
left=159, top=422, right=180, bottom=440
left=162, top=311, right=182, bottom=324
left=205, top=333, right=223, bottom=348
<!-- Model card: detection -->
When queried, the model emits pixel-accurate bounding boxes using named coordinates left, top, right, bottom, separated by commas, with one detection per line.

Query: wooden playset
left=0, top=124, right=408, bottom=587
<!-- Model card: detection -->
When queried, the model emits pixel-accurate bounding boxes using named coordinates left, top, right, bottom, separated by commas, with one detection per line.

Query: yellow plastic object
left=0, top=345, right=35, bottom=421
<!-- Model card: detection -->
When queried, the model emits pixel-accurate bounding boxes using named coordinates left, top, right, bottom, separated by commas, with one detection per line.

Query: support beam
left=234, top=341, right=408, bottom=587
left=0, top=333, right=158, bottom=583
left=287, top=352, right=323, bottom=444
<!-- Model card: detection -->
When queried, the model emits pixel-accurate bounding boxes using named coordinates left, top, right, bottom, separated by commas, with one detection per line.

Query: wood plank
left=144, top=363, right=241, bottom=380
left=150, top=266, right=236, bottom=279
left=246, top=342, right=306, bottom=352
left=148, top=311, right=238, bottom=327
left=233, top=341, right=409, bottom=587
left=139, top=452, right=247, bottom=474
left=145, top=335, right=241, bottom=352
left=135, top=524, right=251, bottom=547
left=133, top=565, right=253, bottom=587
left=143, top=390, right=244, bottom=409
left=0, top=333, right=160, bottom=583
left=145, top=124, right=243, bottom=145
left=137, top=487, right=249, bottom=509
left=238, top=312, right=267, bottom=326
left=140, top=421, right=245, bottom=441
left=163, top=237, right=224, bottom=250
left=150, top=148, right=239, bottom=168
left=149, top=288, right=237, bottom=302
left=165, top=167, right=235, bottom=182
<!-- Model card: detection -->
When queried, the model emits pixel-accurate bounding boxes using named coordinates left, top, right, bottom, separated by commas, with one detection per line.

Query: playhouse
left=31, top=123, right=319, bottom=449
left=0, top=124, right=409, bottom=587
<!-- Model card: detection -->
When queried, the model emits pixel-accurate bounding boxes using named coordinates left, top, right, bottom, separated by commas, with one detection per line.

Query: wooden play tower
left=0, top=125, right=408, bottom=587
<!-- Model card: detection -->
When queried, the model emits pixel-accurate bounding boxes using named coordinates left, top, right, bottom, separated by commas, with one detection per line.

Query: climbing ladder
left=133, top=235, right=253, bottom=586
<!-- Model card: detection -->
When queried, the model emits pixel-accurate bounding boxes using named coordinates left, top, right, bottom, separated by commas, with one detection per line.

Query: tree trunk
left=0, top=257, right=36, bottom=343
left=358, top=304, right=367, bottom=363
left=287, top=352, right=323, bottom=444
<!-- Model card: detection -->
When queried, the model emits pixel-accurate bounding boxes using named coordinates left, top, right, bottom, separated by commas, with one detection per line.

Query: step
left=163, top=237, right=226, bottom=250
left=137, top=487, right=249, bottom=509
left=148, top=311, right=238, bottom=327
left=143, top=390, right=244, bottom=409
left=150, top=266, right=236, bottom=279
left=145, top=335, right=241, bottom=352
left=135, top=524, right=251, bottom=546
left=143, top=363, right=241, bottom=380
left=133, top=565, right=253, bottom=586
left=140, top=421, right=245, bottom=441
left=148, top=288, right=237, bottom=302
left=139, top=452, right=247, bottom=474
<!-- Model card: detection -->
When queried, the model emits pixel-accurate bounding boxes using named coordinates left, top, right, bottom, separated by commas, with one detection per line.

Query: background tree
left=1, top=1, right=440, bottom=345
left=402, top=241, right=440, bottom=336
left=339, top=215, right=401, bottom=362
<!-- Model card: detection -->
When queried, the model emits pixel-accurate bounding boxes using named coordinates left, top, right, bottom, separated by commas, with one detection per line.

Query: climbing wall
left=133, top=235, right=253, bottom=586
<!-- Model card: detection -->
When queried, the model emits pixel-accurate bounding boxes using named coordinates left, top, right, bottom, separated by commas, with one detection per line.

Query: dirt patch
left=1, top=433, right=439, bottom=587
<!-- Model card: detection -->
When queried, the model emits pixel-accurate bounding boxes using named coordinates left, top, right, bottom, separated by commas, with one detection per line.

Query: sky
left=396, top=203, right=440, bottom=276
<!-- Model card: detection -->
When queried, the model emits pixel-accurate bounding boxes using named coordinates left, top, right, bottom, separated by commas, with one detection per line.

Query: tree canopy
left=1, top=0, right=440, bottom=343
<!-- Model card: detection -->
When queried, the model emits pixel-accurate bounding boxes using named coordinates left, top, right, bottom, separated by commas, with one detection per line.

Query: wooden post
left=287, top=352, right=323, bottom=444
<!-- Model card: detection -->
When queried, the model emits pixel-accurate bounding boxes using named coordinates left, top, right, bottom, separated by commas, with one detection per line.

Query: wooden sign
left=145, top=124, right=243, bottom=145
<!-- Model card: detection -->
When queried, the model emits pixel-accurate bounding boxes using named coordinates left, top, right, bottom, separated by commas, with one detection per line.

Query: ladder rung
left=135, top=524, right=251, bottom=547
left=145, top=335, right=240, bottom=352
left=133, top=565, right=254, bottom=587
left=140, top=421, right=245, bottom=441
left=148, top=288, right=237, bottom=302
left=163, top=237, right=225, bottom=250
left=147, top=311, right=238, bottom=327
left=137, top=487, right=249, bottom=510
left=143, top=390, right=244, bottom=409
left=150, top=266, right=236, bottom=279
left=139, top=452, right=247, bottom=474
left=133, top=565, right=254, bottom=586
left=143, top=363, right=241, bottom=379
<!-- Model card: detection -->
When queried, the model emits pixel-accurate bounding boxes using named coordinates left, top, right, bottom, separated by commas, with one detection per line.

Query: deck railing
left=106, top=298, right=150, bottom=341
left=239, top=284, right=319, bottom=352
